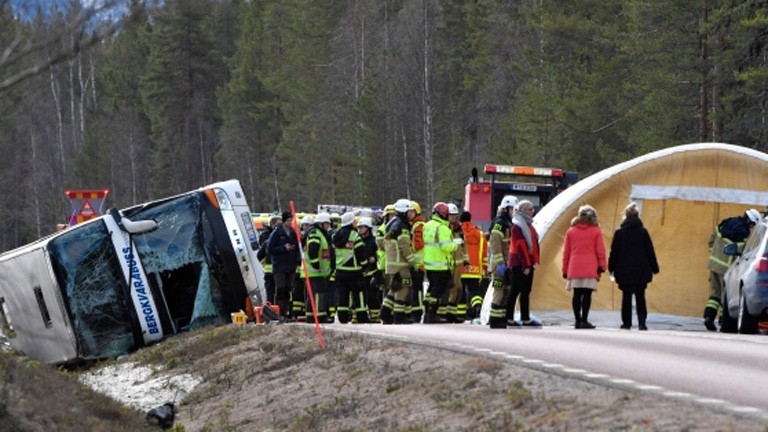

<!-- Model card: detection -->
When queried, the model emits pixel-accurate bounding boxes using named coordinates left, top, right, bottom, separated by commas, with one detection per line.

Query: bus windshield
left=48, top=221, right=136, bottom=359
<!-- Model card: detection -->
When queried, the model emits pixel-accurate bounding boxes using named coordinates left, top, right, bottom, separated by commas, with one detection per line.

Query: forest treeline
left=0, top=0, right=766, bottom=251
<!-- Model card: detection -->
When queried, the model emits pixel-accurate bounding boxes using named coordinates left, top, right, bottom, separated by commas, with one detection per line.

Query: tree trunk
left=422, top=0, right=432, bottom=205
left=78, top=53, right=85, bottom=146
left=699, top=2, right=709, bottom=143
left=69, top=57, right=78, bottom=152
left=30, top=130, right=41, bottom=239
left=49, top=64, right=65, bottom=176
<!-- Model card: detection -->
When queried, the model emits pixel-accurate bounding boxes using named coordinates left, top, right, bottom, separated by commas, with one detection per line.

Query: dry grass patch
left=0, top=351, right=150, bottom=431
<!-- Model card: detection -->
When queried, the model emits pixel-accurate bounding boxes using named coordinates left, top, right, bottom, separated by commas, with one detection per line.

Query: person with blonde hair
left=608, top=202, right=659, bottom=330
left=562, top=205, right=606, bottom=329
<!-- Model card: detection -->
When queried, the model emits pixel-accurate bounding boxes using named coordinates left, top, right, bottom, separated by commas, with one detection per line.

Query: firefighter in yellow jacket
left=379, top=199, right=416, bottom=324
left=488, top=195, right=518, bottom=329
left=703, top=209, right=760, bottom=331
left=373, top=204, right=395, bottom=321
left=423, top=202, right=459, bottom=324
left=305, top=213, right=334, bottom=323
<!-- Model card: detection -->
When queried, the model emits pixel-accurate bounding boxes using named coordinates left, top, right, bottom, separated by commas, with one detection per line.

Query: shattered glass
left=48, top=222, right=136, bottom=359
left=131, top=194, right=224, bottom=331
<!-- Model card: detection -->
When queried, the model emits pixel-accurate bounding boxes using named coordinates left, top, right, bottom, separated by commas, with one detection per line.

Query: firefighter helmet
left=315, top=213, right=331, bottom=224
left=447, top=203, right=459, bottom=215
left=301, top=215, right=314, bottom=225
left=383, top=204, right=396, bottom=216
left=394, top=198, right=414, bottom=213
left=341, top=211, right=356, bottom=227
left=500, top=195, right=519, bottom=210
left=746, top=209, right=761, bottom=224
left=411, top=201, right=422, bottom=215
left=433, top=202, right=449, bottom=219
left=358, top=217, right=373, bottom=228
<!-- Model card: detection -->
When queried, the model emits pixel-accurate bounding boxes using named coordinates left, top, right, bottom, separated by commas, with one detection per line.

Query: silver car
left=722, top=217, right=768, bottom=334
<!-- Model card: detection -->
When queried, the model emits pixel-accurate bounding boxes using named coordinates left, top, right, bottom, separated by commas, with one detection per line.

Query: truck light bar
left=484, top=164, right=564, bottom=178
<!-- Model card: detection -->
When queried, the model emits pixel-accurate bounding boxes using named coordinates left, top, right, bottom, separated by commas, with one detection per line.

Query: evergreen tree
left=141, top=0, right=224, bottom=197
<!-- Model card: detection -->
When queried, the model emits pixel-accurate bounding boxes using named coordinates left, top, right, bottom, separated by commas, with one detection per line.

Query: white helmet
left=500, top=195, right=519, bottom=210
left=746, top=209, right=761, bottom=224
left=357, top=217, right=373, bottom=228
left=447, top=203, right=459, bottom=215
left=394, top=198, right=414, bottom=213
left=341, top=211, right=356, bottom=227
left=301, top=215, right=314, bottom=225
left=315, top=212, right=331, bottom=224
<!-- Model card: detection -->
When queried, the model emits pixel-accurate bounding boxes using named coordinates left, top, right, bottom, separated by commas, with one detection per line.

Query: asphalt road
left=329, top=313, right=768, bottom=421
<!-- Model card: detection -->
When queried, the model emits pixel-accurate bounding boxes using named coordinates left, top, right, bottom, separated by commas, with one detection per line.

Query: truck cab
left=464, top=164, right=578, bottom=232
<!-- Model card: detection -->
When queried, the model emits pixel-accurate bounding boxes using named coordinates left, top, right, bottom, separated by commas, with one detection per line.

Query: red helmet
left=432, top=202, right=449, bottom=219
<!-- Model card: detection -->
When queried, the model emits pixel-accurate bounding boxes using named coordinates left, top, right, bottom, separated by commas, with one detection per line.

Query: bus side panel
left=0, top=247, right=77, bottom=364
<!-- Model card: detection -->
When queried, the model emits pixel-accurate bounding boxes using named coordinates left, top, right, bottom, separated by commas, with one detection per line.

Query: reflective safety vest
left=376, top=222, right=388, bottom=271
left=707, top=227, right=745, bottom=275
left=307, top=227, right=332, bottom=278
left=423, top=217, right=456, bottom=271
left=385, top=217, right=415, bottom=274
left=489, top=215, right=511, bottom=268
left=461, top=221, right=487, bottom=279
left=335, top=229, right=363, bottom=272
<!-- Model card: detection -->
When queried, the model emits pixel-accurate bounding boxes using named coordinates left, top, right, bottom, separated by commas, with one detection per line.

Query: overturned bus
left=0, top=180, right=266, bottom=364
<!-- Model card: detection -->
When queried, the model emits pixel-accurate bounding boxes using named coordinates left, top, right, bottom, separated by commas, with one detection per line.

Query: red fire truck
left=464, top=164, right=578, bottom=231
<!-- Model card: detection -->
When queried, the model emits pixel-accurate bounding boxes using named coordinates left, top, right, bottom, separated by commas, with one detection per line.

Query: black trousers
left=620, top=284, right=648, bottom=327
left=426, top=270, right=451, bottom=308
left=507, top=267, right=533, bottom=322
left=572, top=288, right=593, bottom=322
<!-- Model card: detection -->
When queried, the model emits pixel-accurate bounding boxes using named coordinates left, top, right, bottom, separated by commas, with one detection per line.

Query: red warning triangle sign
left=79, top=200, right=95, bottom=217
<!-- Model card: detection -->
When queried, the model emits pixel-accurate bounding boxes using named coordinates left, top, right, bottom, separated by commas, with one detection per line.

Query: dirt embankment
left=3, top=324, right=766, bottom=431
left=78, top=325, right=767, bottom=431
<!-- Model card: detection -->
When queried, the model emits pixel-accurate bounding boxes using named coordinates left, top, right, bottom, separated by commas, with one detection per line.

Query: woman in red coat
left=562, top=205, right=606, bottom=329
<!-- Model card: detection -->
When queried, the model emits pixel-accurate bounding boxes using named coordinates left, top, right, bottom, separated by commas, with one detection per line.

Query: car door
left=724, top=223, right=765, bottom=313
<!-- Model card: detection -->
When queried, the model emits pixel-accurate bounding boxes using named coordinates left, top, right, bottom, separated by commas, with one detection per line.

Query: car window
left=742, top=223, right=766, bottom=256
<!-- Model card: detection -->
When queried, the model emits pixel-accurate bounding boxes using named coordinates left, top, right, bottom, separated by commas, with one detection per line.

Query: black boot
left=703, top=307, right=718, bottom=331
left=446, top=314, right=465, bottom=324
left=393, top=312, right=414, bottom=325
left=423, top=313, right=447, bottom=324
left=489, top=316, right=507, bottom=329
left=355, top=312, right=373, bottom=324
left=423, top=303, right=446, bottom=324
left=379, top=307, right=393, bottom=325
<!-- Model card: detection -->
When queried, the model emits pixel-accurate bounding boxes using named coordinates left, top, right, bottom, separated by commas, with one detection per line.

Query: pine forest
left=0, top=0, right=767, bottom=252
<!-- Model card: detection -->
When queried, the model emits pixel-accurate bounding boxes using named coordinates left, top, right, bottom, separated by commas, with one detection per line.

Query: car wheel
left=720, top=288, right=737, bottom=333
left=738, top=290, right=759, bottom=334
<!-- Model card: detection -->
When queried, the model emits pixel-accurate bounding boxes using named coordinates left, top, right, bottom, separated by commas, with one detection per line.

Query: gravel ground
left=79, top=315, right=768, bottom=431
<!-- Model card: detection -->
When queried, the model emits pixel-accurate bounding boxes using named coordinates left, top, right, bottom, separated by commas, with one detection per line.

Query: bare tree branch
left=0, top=0, right=141, bottom=94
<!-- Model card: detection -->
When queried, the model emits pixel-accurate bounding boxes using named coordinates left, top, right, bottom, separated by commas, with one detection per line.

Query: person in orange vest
left=443, top=203, right=468, bottom=323
left=459, top=211, right=488, bottom=321
left=409, top=201, right=427, bottom=323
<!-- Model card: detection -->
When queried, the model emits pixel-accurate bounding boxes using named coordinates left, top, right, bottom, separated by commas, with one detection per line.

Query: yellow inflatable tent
left=531, top=143, right=768, bottom=317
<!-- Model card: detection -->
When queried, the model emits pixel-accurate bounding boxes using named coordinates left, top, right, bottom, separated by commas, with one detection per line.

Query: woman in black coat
left=608, top=202, right=660, bottom=330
